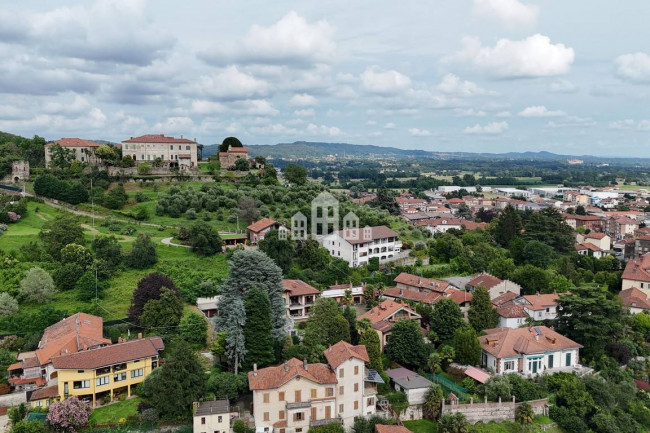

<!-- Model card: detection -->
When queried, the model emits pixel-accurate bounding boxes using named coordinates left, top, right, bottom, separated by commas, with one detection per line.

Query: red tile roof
left=323, top=341, right=369, bottom=369
left=622, top=255, right=650, bottom=283
left=496, top=301, right=527, bottom=319
left=383, top=287, right=441, bottom=304
left=479, top=326, right=581, bottom=358
left=358, top=299, right=420, bottom=326
left=446, top=288, right=473, bottom=306
left=36, top=313, right=111, bottom=365
left=282, top=279, right=320, bottom=296
left=228, top=147, right=249, bottom=153
left=338, top=225, right=399, bottom=244
left=492, top=291, right=519, bottom=307
left=122, top=134, right=196, bottom=144
left=51, top=337, right=163, bottom=370
left=585, top=232, right=607, bottom=240
left=619, top=287, right=650, bottom=310
left=575, top=242, right=602, bottom=252
left=247, top=218, right=278, bottom=233
left=248, top=358, right=337, bottom=390
left=467, top=273, right=503, bottom=290
left=52, top=138, right=101, bottom=148
left=521, top=292, right=560, bottom=311
left=30, top=385, right=59, bottom=401
left=393, top=272, right=452, bottom=293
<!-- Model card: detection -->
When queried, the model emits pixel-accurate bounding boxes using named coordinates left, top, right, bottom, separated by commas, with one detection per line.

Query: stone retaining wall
left=441, top=396, right=548, bottom=424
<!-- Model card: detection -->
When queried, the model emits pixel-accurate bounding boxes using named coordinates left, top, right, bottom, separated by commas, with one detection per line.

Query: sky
left=1, top=0, right=650, bottom=156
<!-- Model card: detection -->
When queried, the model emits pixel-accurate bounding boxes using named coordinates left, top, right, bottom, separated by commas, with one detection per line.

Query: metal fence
left=426, top=373, right=468, bottom=401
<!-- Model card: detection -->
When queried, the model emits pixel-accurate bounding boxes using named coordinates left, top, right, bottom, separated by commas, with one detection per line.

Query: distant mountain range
left=202, top=141, right=627, bottom=161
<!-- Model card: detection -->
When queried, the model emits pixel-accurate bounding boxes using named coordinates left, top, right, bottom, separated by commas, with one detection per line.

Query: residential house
left=29, top=385, right=60, bottom=408
left=574, top=243, right=607, bottom=259
left=248, top=341, right=383, bottom=432
left=247, top=218, right=283, bottom=244
left=576, top=232, right=611, bottom=251
left=515, top=292, right=561, bottom=321
left=393, top=272, right=456, bottom=294
left=562, top=214, right=602, bottom=231
left=51, top=336, right=164, bottom=406
left=479, top=326, right=582, bottom=376
left=357, top=300, right=422, bottom=350
left=44, top=138, right=102, bottom=167
left=219, top=145, right=250, bottom=169
left=121, top=134, right=198, bottom=169
left=321, top=226, right=402, bottom=267
left=396, top=197, right=428, bottom=212
left=466, top=274, right=521, bottom=300
left=382, top=286, right=472, bottom=318
left=619, top=287, right=650, bottom=315
left=321, top=283, right=365, bottom=305
left=622, top=254, right=650, bottom=296
left=283, top=279, right=321, bottom=322
left=624, top=235, right=650, bottom=260
left=8, top=313, right=111, bottom=390
left=193, top=400, right=230, bottom=433
left=492, top=292, right=528, bottom=329
left=605, top=216, right=639, bottom=241
left=384, top=368, right=433, bottom=420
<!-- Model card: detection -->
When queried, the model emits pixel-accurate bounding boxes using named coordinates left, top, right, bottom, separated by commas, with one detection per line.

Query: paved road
left=161, top=237, right=192, bottom=248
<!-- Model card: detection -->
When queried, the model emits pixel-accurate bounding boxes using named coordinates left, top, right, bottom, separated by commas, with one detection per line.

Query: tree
left=60, top=243, right=93, bottom=268
left=385, top=320, right=428, bottom=369
left=103, top=184, right=128, bottom=209
left=237, top=197, right=260, bottom=225
left=260, top=163, right=278, bottom=184
left=352, top=416, right=395, bottom=433
left=308, top=423, right=345, bottom=433
left=0, top=293, right=18, bottom=316
left=243, top=287, right=275, bottom=369
left=371, top=187, right=400, bottom=215
left=188, top=222, right=223, bottom=255
left=494, top=205, right=522, bottom=247
left=47, top=396, right=91, bottom=433
left=128, top=273, right=180, bottom=324
left=511, top=265, right=552, bottom=295
left=359, top=329, right=382, bottom=372
left=139, top=287, right=183, bottom=331
left=8, top=403, right=28, bottom=425
left=304, top=298, right=351, bottom=348
left=219, top=136, right=243, bottom=153
left=137, top=163, right=152, bottom=175
left=523, top=208, right=574, bottom=253
left=39, top=215, right=85, bottom=259
left=122, top=155, right=135, bottom=167
left=20, top=267, right=56, bottom=303
left=76, top=271, right=107, bottom=301
left=48, top=144, right=75, bottom=170
left=438, top=413, right=470, bottom=433
left=453, top=328, right=481, bottom=365
left=468, top=286, right=498, bottom=332
left=343, top=306, right=359, bottom=345
left=259, top=229, right=294, bottom=274
left=234, top=158, right=250, bottom=171
left=207, top=372, right=249, bottom=401
left=521, top=240, right=556, bottom=268
left=53, top=263, right=84, bottom=291
left=284, top=163, right=308, bottom=185
left=94, top=145, right=117, bottom=165
left=124, top=234, right=158, bottom=269
left=180, top=312, right=208, bottom=347
left=515, top=402, right=534, bottom=425
left=427, top=352, right=442, bottom=373
left=437, top=345, right=455, bottom=370
left=484, top=375, right=512, bottom=401
left=141, top=341, right=206, bottom=417
left=91, top=235, right=122, bottom=271
left=9, top=420, right=47, bottom=433
left=487, top=258, right=516, bottom=280
left=422, top=384, right=444, bottom=420
left=430, top=299, right=465, bottom=344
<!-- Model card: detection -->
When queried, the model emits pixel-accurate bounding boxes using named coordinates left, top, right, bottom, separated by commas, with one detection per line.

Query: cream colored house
left=248, top=341, right=382, bottom=432
left=121, top=134, right=197, bottom=169
left=193, top=400, right=230, bottom=433
left=45, top=138, right=102, bottom=167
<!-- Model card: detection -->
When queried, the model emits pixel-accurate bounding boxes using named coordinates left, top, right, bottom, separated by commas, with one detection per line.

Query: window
left=565, top=353, right=571, bottom=366
left=152, top=360, right=158, bottom=369
left=326, top=388, right=333, bottom=397
left=296, top=429, right=302, bottom=433
left=295, top=390, right=301, bottom=402
left=96, top=376, right=110, bottom=386
left=186, top=145, right=190, bottom=150
left=339, top=404, right=344, bottom=413
left=354, top=366, right=359, bottom=375
left=131, top=368, right=144, bottom=378
left=73, top=380, right=90, bottom=389
left=339, top=386, right=344, bottom=395
left=293, top=412, right=304, bottom=421
left=218, top=416, right=222, bottom=423
left=97, top=367, right=110, bottom=375
left=354, top=401, right=359, bottom=410
left=141, top=155, right=145, bottom=160
left=339, top=368, right=344, bottom=378
left=279, top=391, right=285, bottom=401
left=367, top=397, right=374, bottom=406
left=263, top=393, right=270, bottom=403
left=504, top=361, right=515, bottom=371
left=279, top=410, right=285, bottom=420
left=354, top=383, right=359, bottom=392
left=114, top=372, right=127, bottom=382
left=311, top=389, right=317, bottom=399
left=263, top=412, right=269, bottom=422
left=170, top=145, right=174, bottom=150
left=201, top=417, right=206, bottom=425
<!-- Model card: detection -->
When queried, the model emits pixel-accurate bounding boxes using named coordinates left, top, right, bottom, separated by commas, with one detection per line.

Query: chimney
left=303, top=359, right=308, bottom=371
left=399, top=288, right=403, bottom=296
left=137, top=333, right=142, bottom=340
left=284, top=361, right=289, bottom=372
left=253, top=364, right=258, bottom=377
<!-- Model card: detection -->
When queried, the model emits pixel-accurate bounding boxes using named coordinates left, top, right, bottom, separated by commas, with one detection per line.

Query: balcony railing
left=286, top=401, right=312, bottom=410
left=310, top=417, right=343, bottom=427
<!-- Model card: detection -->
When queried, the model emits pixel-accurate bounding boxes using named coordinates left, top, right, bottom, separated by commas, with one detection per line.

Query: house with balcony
left=479, top=326, right=582, bottom=376
left=121, top=134, right=197, bottom=169
left=248, top=341, right=383, bottom=432
left=282, top=279, right=321, bottom=322
left=321, top=282, right=366, bottom=305
left=321, top=226, right=402, bottom=267
left=49, top=336, right=164, bottom=406
left=357, top=300, right=422, bottom=350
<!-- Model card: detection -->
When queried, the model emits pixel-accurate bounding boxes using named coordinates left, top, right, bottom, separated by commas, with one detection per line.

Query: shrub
left=47, top=396, right=91, bottom=433
left=124, top=234, right=158, bottom=269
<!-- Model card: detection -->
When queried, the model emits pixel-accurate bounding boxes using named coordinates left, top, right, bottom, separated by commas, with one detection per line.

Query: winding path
left=161, top=237, right=192, bottom=248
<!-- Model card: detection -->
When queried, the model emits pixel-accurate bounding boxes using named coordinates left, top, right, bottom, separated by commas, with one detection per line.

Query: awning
left=464, top=367, right=490, bottom=384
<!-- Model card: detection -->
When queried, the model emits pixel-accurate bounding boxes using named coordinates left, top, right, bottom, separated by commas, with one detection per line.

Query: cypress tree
left=468, top=286, right=499, bottom=332
left=244, top=287, right=275, bottom=370
left=453, top=327, right=482, bottom=365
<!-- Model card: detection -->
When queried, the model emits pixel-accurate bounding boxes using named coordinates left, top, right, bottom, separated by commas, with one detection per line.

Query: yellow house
left=49, top=337, right=164, bottom=406
left=30, top=385, right=61, bottom=408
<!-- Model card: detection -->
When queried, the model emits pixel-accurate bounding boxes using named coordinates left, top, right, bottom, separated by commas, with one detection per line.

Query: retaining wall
left=441, top=397, right=548, bottom=424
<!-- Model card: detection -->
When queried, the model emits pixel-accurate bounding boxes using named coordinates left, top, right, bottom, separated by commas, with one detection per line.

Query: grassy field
left=89, top=397, right=141, bottom=425
left=403, top=419, right=437, bottom=433
left=470, top=416, right=560, bottom=433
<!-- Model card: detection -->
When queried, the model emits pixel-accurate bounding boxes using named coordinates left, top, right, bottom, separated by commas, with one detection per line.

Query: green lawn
left=470, top=416, right=561, bottom=433
left=403, top=419, right=437, bottom=433
left=89, top=397, right=142, bottom=426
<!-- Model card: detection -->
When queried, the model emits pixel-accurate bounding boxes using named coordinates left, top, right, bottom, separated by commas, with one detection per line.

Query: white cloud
left=360, top=66, right=412, bottom=95
left=191, top=100, right=227, bottom=115
left=289, top=93, right=318, bottom=106
left=192, top=66, right=268, bottom=100
left=437, top=73, right=492, bottom=96
left=250, top=123, right=298, bottom=136
left=615, top=52, right=650, bottom=84
left=464, top=121, right=508, bottom=134
left=444, top=34, right=574, bottom=78
left=549, top=79, right=578, bottom=93
left=43, top=95, right=91, bottom=115
left=638, top=120, right=650, bottom=131
left=306, top=123, right=341, bottom=136
left=408, top=128, right=431, bottom=137
left=518, top=105, right=566, bottom=117
left=546, top=116, right=595, bottom=128
left=609, top=119, right=635, bottom=130
left=454, top=108, right=487, bottom=117
left=368, top=131, right=382, bottom=137
left=200, top=11, right=335, bottom=67
left=152, top=116, right=194, bottom=134
left=496, top=111, right=512, bottom=117
left=384, top=122, right=396, bottom=129
left=294, top=108, right=315, bottom=117
left=472, top=0, right=539, bottom=29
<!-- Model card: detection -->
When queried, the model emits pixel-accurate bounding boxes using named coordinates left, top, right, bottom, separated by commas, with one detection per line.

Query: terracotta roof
left=247, top=218, right=278, bottom=233
left=248, top=358, right=337, bottom=390
left=36, top=313, right=111, bottom=365
left=122, top=134, right=196, bottom=144
left=462, top=221, right=488, bottom=231
left=492, top=291, right=519, bottom=307
left=619, top=287, right=650, bottom=310
left=446, top=288, right=473, bottom=305
left=52, top=138, right=101, bottom=148
left=575, top=242, right=602, bottom=252
left=228, top=147, right=249, bottom=153
left=51, top=337, right=164, bottom=370
left=396, top=198, right=427, bottom=204
left=282, top=279, right=320, bottom=296
left=393, top=272, right=452, bottom=293
left=383, top=287, right=441, bottom=304
left=613, top=216, right=639, bottom=225
left=29, top=385, right=59, bottom=401
left=376, top=425, right=412, bottom=433
left=358, top=299, right=420, bottom=325
left=497, top=301, right=527, bottom=319
left=622, top=255, right=650, bottom=283
left=479, top=326, right=582, bottom=358
left=563, top=214, right=601, bottom=221
left=413, top=217, right=464, bottom=227
left=464, top=367, right=491, bottom=384
left=447, top=198, right=465, bottom=204
left=8, top=362, right=22, bottom=371
left=467, top=273, right=503, bottom=290
left=324, top=341, right=369, bottom=369
left=521, top=292, right=560, bottom=311
left=585, top=232, right=607, bottom=240
left=337, top=225, right=399, bottom=244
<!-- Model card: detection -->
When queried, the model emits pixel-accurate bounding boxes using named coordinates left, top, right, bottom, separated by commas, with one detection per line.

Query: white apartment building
left=321, top=226, right=402, bottom=267
left=121, top=134, right=198, bottom=169
left=248, top=341, right=382, bottom=433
